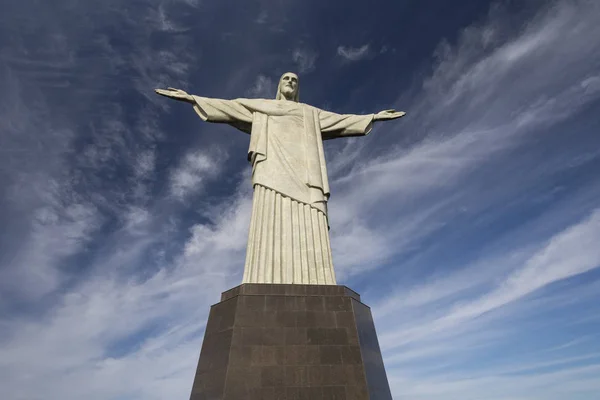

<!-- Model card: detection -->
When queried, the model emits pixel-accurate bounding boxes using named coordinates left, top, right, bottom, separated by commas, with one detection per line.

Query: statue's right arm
left=155, top=87, right=253, bottom=132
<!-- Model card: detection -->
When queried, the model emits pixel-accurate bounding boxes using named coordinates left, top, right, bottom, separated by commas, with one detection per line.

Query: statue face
left=279, top=72, right=298, bottom=99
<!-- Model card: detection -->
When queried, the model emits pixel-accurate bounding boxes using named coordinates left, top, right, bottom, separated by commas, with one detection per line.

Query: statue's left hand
left=374, top=109, right=406, bottom=121
left=154, top=87, right=194, bottom=103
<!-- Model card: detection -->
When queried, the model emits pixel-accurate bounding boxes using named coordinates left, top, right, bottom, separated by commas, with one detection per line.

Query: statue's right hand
left=154, top=87, right=194, bottom=102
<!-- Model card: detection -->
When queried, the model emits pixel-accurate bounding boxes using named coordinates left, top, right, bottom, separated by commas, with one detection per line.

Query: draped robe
left=193, top=97, right=374, bottom=284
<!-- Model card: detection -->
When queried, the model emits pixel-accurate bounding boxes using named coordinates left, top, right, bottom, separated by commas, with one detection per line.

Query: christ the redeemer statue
left=156, top=72, right=405, bottom=285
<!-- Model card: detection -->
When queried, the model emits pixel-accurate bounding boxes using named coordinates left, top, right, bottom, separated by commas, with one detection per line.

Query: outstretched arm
left=319, top=108, right=406, bottom=140
left=155, top=87, right=253, bottom=133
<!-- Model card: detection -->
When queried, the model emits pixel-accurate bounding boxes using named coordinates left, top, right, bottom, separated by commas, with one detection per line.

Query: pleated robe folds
left=192, top=96, right=374, bottom=285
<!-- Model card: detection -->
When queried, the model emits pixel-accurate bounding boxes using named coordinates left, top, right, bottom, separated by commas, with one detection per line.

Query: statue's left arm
left=318, top=108, right=406, bottom=140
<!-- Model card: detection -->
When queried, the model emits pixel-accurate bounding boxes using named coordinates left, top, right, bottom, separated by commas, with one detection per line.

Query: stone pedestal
left=189, top=284, right=392, bottom=400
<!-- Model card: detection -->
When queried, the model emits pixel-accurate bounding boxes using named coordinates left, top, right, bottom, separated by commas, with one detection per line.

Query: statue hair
left=275, top=73, right=300, bottom=102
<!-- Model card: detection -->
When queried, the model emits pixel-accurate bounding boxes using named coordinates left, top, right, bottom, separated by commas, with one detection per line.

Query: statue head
left=276, top=72, right=299, bottom=102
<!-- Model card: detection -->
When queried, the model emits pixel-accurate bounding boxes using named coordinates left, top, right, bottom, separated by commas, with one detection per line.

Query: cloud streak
left=169, top=149, right=226, bottom=200
left=321, top=2, right=600, bottom=398
left=0, top=0, right=599, bottom=399
left=292, top=48, right=318, bottom=73
left=337, top=44, right=371, bottom=61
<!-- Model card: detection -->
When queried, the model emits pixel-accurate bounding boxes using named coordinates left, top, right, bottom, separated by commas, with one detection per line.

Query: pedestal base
left=189, top=284, right=392, bottom=400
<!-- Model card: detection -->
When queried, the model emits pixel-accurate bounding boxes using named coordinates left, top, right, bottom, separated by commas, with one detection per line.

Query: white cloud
left=1, top=1, right=600, bottom=400
left=169, top=149, right=225, bottom=199
left=377, top=207, right=600, bottom=351
left=337, top=44, right=371, bottom=61
left=292, top=48, right=318, bottom=73
left=246, top=74, right=277, bottom=98
left=0, top=1, right=248, bottom=399
left=134, top=149, right=155, bottom=179
left=0, top=183, right=252, bottom=400
left=0, top=186, right=101, bottom=300
left=389, top=363, right=600, bottom=400
left=457, top=209, right=600, bottom=317
left=328, top=0, right=600, bottom=281
left=322, top=2, right=600, bottom=397
left=255, top=10, right=268, bottom=24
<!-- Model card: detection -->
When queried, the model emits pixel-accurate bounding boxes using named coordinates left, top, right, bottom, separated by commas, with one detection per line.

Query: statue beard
left=275, top=84, right=299, bottom=102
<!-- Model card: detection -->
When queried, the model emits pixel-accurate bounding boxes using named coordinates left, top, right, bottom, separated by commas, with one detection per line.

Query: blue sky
left=1, top=0, right=600, bottom=398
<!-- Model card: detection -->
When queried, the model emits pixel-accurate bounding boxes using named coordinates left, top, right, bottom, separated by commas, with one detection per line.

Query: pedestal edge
left=220, top=283, right=361, bottom=302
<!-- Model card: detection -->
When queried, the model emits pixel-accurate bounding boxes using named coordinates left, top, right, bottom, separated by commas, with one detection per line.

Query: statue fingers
left=155, top=88, right=171, bottom=96
left=155, top=89, right=185, bottom=99
left=389, top=111, right=406, bottom=119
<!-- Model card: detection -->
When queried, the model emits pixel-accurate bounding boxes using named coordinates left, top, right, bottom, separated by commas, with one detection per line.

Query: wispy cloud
left=0, top=0, right=202, bottom=306
left=337, top=44, right=371, bottom=61
left=1, top=0, right=599, bottom=399
left=377, top=208, right=600, bottom=349
left=0, top=180, right=252, bottom=400
left=255, top=10, right=268, bottom=24
left=246, top=74, right=277, bottom=98
left=321, top=1, right=600, bottom=398
left=169, top=149, right=226, bottom=200
left=0, top=199, right=101, bottom=302
left=292, top=48, right=318, bottom=73
left=328, top=0, right=600, bottom=280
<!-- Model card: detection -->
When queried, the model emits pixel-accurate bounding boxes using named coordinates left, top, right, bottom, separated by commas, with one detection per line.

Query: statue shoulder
left=233, top=97, right=274, bottom=107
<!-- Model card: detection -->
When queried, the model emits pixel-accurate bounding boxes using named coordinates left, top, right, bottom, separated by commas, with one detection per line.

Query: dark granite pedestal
left=189, top=284, right=392, bottom=400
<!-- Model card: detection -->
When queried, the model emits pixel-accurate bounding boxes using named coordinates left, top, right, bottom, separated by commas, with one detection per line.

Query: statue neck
left=276, top=90, right=297, bottom=102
